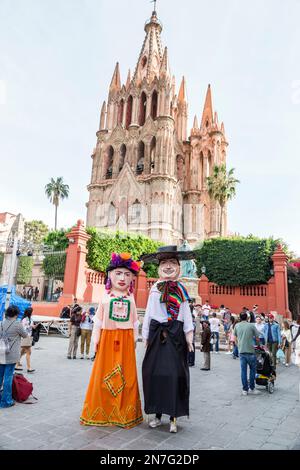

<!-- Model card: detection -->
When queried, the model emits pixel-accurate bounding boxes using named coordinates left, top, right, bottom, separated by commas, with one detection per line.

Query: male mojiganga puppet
left=80, top=252, right=143, bottom=429
left=141, top=245, right=199, bottom=433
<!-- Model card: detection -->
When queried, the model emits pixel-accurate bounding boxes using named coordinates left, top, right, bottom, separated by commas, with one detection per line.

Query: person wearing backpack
left=0, top=305, right=28, bottom=408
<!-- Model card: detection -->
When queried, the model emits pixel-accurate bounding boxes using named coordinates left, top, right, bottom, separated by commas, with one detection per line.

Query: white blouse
left=142, top=282, right=194, bottom=341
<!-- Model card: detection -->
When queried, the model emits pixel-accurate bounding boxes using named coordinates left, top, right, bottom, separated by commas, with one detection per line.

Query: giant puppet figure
left=141, top=245, right=198, bottom=433
left=80, top=253, right=143, bottom=429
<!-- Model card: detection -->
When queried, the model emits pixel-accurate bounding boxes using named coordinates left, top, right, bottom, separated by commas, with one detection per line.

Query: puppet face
left=158, top=258, right=180, bottom=281
left=109, top=268, right=133, bottom=292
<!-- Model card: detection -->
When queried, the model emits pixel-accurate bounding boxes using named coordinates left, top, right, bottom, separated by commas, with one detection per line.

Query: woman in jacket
left=15, top=307, right=37, bottom=373
left=67, top=305, right=83, bottom=359
left=201, top=321, right=211, bottom=371
left=0, top=305, right=28, bottom=408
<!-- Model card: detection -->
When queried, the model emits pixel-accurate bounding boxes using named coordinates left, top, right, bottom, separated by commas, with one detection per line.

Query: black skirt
left=142, top=319, right=190, bottom=418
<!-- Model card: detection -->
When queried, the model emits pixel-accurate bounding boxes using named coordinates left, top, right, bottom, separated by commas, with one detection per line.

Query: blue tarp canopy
left=0, top=286, right=31, bottom=321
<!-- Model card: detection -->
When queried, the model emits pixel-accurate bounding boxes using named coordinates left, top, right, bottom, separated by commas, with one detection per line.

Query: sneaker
left=241, top=390, right=248, bottom=396
left=285, top=363, right=289, bottom=367
left=170, top=420, right=177, bottom=433
left=80, top=355, right=84, bottom=359
left=15, top=366, right=23, bottom=370
left=27, top=369, right=35, bottom=373
left=67, top=356, right=71, bottom=359
left=149, top=417, right=162, bottom=428
left=248, top=389, right=260, bottom=395
left=200, top=368, right=210, bottom=371
left=225, top=351, right=232, bottom=355
left=73, top=356, right=76, bottom=359
left=86, top=355, right=90, bottom=360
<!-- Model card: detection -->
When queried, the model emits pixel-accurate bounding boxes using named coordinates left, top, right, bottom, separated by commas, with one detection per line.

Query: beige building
left=86, top=9, right=228, bottom=246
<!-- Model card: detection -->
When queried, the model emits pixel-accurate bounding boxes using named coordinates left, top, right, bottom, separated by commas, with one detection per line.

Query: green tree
left=24, top=220, right=49, bottom=253
left=207, top=164, right=240, bottom=236
left=45, top=177, right=70, bottom=230
left=43, top=229, right=69, bottom=251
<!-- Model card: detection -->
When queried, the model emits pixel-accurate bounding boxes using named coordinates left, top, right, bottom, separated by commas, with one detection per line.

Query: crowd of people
left=189, top=300, right=300, bottom=394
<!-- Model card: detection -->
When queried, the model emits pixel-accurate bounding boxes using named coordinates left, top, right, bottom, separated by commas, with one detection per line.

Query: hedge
left=16, top=256, right=34, bottom=284
left=86, top=228, right=162, bottom=277
left=42, top=252, right=67, bottom=279
left=195, top=236, right=280, bottom=286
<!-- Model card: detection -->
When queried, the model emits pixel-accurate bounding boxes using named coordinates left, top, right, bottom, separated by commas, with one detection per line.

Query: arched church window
left=106, top=146, right=114, bottom=179
left=130, top=199, right=141, bottom=223
left=136, top=141, right=145, bottom=175
left=126, top=95, right=133, bottom=129
left=118, top=99, right=124, bottom=126
left=151, top=90, right=158, bottom=119
left=108, top=203, right=116, bottom=225
left=206, top=119, right=209, bottom=128
left=139, top=92, right=147, bottom=127
left=141, top=56, right=147, bottom=68
left=119, top=144, right=126, bottom=173
left=150, top=136, right=156, bottom=172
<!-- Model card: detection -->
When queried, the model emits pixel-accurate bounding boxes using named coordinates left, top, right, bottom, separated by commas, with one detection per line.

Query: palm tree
left=206, top=164, right=240, bottom=236
left=45, top=177, right=70, bottom=230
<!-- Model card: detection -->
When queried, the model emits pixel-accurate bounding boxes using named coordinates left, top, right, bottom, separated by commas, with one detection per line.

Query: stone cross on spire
left=151, top=0, right=157, bottom=13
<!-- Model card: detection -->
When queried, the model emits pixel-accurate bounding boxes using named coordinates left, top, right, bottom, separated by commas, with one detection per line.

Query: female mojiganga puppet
left=80, top=253, right=143, bottom=429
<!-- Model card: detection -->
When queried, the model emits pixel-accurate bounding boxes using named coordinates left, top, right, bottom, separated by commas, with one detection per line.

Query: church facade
left=86, top=9, right=228, bottom=246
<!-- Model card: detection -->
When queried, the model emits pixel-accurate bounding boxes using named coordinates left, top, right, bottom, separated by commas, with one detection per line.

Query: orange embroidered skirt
left=80, top=329, right=143, bottom=429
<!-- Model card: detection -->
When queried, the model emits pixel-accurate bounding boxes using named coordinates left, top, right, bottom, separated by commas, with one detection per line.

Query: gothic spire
left=125, top=69, right=131, bottom=89
left=201, top=84, right=213, bottom=128
left=109, top=62, right=121, bottom=94
left=159, top=47, right=171, bottom=79
left=133, top=10, right=163, bottom=84
left=178, top=76, right=187, bottom=103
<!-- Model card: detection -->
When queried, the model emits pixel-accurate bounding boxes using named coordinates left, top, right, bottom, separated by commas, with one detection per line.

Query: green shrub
left=86, top=228, right=162, bottom=277
left=16, top=256, right=34, bottom=284
left=195, top=236, right=281, bottom=286
left=42, top=252, right=66, bottom=279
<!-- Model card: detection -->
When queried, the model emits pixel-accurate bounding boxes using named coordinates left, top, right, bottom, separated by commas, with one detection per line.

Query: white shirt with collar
left=142, top=282, right=194, bottom=341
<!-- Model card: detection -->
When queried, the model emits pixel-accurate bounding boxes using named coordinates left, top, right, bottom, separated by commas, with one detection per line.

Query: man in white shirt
left=201, top=301, right=211, bottom=321
left=209, top=312, right=221, bottom=353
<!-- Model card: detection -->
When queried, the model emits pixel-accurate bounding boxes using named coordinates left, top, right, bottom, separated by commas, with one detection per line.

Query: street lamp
left=288, top=278, right=293, bottom=284
left=201, top=265, right=206, bottom=274
left=270, top=268, right=274, bottom=276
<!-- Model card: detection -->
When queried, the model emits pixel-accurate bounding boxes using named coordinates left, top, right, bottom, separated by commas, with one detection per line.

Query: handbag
left=76, top=328, right=81, bottom=337
left=21, top=336, right=33, bottom=347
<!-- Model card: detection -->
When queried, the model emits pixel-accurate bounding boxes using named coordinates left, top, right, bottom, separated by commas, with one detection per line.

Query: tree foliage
left=206, top=164, right=240, bottom=236
left=43, top=229, right=69, bottom=251
left=24, top=220, right=49, bottom=251
left=86, top=228, right=162, bottom=277
left=287, top=265, right=300, bottom=320
left=16, top=256, right=34, bottom=284
left=45, top=177, right=70, bottom=230
left=194, top=236, right=283, bottom=286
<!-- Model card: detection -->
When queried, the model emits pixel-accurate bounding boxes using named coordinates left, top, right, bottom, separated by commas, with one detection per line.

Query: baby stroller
left=255, top=346, right=276, bottom=394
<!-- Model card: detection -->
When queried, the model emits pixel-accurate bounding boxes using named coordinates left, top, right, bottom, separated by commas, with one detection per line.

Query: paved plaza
left=1, top=335, right=300, bottom=451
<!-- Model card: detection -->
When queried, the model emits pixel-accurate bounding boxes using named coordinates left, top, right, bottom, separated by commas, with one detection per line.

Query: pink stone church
left=86, top=8, right=228, bottom=246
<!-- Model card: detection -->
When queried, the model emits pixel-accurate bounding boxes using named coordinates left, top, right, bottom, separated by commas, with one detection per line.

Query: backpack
left=0, top=321, right=16, bottom=355
left=12, top=374, right=37, bottom=403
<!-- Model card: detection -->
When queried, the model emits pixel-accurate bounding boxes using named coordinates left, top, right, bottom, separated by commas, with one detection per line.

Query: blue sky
left=0, top=0, right=299, bottom=255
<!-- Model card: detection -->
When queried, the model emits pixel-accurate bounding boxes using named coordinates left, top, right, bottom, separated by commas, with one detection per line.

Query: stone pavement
left=1, top=335, right=300, bottom=451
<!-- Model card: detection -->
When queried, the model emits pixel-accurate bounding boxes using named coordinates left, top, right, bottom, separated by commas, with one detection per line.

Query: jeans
left=240, top=353, right=256, bottom=391
left=0, top=363, right=16, bottom=408
left=233, top=344, right=239, bottom=358
left=210, top=332, right=219, bottom=352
